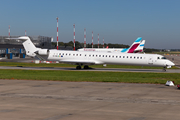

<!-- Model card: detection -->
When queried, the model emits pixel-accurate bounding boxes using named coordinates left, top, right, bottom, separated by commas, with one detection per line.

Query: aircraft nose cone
left=167, top=61, right=175, bottom=66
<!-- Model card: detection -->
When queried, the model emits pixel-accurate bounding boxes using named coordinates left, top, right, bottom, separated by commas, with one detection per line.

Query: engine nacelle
left=37, top=49, right=49, bottom=55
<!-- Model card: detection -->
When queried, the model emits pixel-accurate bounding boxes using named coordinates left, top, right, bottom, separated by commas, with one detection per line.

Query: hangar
left=0, top=36, right=52, bottom=59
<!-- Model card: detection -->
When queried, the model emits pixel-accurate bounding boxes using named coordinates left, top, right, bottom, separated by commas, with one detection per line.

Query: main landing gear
left=76, top=65, right=90, bottom=70
left=84, top=65, right=89, bottom=69
left=76, top=65, right=81, bottom=69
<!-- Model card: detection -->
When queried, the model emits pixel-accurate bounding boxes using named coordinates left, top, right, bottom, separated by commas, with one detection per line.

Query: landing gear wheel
left=76, top=66, right=81, bottom=69
left=84, top=65, right=89, bottom=69
left=163, top=67, right=166, bottom=72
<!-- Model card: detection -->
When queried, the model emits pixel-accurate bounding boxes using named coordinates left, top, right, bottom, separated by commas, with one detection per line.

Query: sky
left=0, top=0, right=180, bottom=49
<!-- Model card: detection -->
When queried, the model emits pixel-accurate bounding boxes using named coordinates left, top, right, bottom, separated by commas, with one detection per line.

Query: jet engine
left=36, top=49, right=49, bottom=55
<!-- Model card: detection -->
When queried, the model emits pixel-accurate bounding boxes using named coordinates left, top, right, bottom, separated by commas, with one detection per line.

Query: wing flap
left=59, top=59, right=104, bottom=65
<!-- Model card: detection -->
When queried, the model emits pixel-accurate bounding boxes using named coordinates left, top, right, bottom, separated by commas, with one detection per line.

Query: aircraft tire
left=76, top=66, right=81, bottom=69
left=84, top=65, right=89, bottom=69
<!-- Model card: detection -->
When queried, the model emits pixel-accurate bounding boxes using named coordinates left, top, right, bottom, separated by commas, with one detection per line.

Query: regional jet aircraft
left=77, top=37, right=145, bottom=53
left=20, top=36, right=174, bottom=71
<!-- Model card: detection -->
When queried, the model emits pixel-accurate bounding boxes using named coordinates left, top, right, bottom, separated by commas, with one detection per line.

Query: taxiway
left=0, top=80, right=180, bottom=120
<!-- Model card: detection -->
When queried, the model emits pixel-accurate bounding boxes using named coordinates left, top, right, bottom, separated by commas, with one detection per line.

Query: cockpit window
left=161, top=57, right=166, bottom=59
left=158, top=56, right=167, bottom=60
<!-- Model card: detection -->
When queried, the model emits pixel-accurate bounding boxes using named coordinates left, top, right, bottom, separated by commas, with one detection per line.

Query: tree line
left=51, top=41, right=159, bottom=53
left=52, top=41, right=129, bottom=50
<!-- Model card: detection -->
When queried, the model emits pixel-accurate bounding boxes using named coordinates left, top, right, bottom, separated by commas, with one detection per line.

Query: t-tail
left=21, top=36, right=49, bottom=61
left=21, top=36, right=39, bottom=57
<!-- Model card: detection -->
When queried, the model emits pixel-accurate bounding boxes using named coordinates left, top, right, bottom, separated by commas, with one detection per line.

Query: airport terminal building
left=0, top=36, right=52, bottom=59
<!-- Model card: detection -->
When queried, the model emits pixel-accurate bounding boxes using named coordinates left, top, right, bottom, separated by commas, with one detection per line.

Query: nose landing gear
left=163, top=67, right=166, bottom=72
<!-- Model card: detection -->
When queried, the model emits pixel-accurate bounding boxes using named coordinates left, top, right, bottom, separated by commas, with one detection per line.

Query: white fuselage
left=20, top=36, right=174, bottom=69
left=47, top=50, right=174, bottom=67
left=77, top=48, right=124, bottom=52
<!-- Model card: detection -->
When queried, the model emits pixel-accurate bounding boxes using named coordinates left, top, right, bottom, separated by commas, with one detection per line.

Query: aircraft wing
left=58, top=59, right=104, bottom=65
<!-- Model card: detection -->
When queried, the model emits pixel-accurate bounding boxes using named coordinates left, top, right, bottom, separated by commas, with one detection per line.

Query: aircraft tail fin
left=21, top=36, right=49, bottom=60
left=134, top=40, right=145, bottom=53
left=21, top=36, right=39, bottom=57
left=127, top=37, right=142, bottom=53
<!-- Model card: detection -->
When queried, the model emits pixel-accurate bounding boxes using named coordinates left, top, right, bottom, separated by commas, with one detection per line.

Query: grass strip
left=0, top=69, right=180, bottom=84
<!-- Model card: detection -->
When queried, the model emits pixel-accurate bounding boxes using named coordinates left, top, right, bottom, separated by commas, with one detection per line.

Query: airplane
left=77, top=37, right=145, bottom=53
left=20, top=36, right=175, bottom=71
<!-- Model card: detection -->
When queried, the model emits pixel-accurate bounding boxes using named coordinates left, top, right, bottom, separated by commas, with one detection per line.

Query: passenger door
left=148, top=57, right=153, bottom=65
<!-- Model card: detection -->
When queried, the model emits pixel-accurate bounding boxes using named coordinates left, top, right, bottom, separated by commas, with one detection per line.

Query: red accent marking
left=128, top=44, right=140, bottom=53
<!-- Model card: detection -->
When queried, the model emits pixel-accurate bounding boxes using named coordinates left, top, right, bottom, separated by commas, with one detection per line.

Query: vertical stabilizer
left=121, top=37, right=142, bottom=53
left=21, top=36, right=39, bottom=57
left=127, top=37, right=142, bottom=53
left=134, top=40, right=145, bottom=53
left=21, top=37, right=36, bottom=51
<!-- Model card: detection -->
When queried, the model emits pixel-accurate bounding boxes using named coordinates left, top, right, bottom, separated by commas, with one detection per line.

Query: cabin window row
left=53, top=53, right=144, bottom=59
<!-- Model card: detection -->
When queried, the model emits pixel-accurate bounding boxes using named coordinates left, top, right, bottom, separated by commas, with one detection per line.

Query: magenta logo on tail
left=127, top=43, right=140, bottom=53
left=127, top=37, right=142, bottom=53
